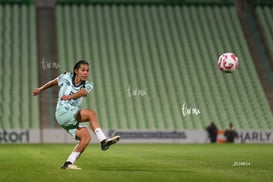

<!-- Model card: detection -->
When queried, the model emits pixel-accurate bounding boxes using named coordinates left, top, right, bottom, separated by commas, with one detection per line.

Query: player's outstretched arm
left=32, top=79, right=58, bottom=96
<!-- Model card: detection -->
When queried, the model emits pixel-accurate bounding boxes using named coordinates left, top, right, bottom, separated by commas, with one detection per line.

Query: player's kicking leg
left=76, top=109, right=121, bottom=151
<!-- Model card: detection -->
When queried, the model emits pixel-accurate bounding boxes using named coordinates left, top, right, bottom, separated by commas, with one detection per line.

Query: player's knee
left=88, top=110, right=97, bottom=118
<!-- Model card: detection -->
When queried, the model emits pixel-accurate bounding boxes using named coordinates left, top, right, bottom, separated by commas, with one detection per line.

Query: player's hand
left=61, top=95, right=71, bottom=100
left=32, top=88, right=41, bottom=96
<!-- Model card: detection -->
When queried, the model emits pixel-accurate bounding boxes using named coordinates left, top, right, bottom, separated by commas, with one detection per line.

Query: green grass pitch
left=0, top=144, right=272, bottom=182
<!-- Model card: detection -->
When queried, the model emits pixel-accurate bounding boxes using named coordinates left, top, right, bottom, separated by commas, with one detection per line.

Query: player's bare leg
left=76, top=109, right=120, bottom=151
left=61, top=128, right=91, bottom=170
left=75, top=127, right=91, bottom=152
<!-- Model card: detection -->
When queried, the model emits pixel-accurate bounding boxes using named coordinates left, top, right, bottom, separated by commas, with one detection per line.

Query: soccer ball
left=217, top=52, right=239, bottom=73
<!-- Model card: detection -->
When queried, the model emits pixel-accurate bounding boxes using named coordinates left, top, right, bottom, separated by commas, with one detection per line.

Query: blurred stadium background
left=0, top=0, right=272, bottom=143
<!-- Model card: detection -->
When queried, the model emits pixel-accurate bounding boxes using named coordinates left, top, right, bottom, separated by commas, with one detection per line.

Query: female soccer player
left=32, top=60, right=120, bottom=169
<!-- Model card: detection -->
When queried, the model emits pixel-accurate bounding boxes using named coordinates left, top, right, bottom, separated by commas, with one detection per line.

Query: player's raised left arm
left=61, top=88, right=88, bottom=100
left=32, top=79, right=58, bottom=96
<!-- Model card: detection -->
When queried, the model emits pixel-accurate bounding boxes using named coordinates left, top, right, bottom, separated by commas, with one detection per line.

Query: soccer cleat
left=61, top=161, right=81, bottom=170
left=101, top=135, right=120, bottom=151
left=61, top=161, right=71, bottom=169
left=67, top=164, right=81, bottom=170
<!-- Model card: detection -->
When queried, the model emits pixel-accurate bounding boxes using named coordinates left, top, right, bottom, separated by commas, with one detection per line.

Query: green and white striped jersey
left=56, top=72, right=93, bottom=110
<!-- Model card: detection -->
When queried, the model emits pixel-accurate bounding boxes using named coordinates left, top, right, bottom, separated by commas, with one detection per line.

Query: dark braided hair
left=72, top=60, right=89, bottom=88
